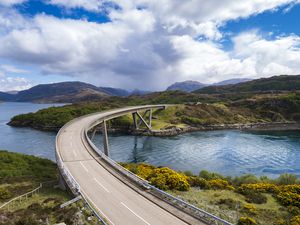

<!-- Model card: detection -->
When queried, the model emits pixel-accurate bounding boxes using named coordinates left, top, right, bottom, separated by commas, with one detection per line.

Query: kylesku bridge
left=56, top=105, right=233, bottom=225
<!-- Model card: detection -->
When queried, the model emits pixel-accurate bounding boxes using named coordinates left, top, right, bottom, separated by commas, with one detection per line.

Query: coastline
left=8, top=121, right=300, bottom=136
left=108, top=121, right=300, bottom=137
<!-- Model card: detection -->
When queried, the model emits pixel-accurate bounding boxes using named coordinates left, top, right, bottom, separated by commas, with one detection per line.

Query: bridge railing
left=55, top=119, right=107, bottom=225
left=57, top=105, right=233, bottom=225
left=83, top=121, right=233, bottom=225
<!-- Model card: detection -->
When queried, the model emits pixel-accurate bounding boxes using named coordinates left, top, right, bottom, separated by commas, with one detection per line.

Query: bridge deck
left=57, top=106, right=202, bottom=225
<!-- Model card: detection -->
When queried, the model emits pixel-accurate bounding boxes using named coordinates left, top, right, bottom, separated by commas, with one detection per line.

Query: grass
left=8, top=91, right=300, bottom=132
left=169, top=189, right=287, bottom=224
left=121, top=163, right=300, bottom=225
left=0, top=151, right=100, bottom=225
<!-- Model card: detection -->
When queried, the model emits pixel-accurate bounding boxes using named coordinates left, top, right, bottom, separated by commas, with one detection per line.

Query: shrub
left=287, top=206, right=300, bottom=216
left=238, top=188, right=267, bottom=204
left=0, top=187, right=12, bottom=200
left=277, top=174, right=298, bottom=185
left=16, top=216, right=40, bottom=225
left=217, top=198, right=239, bottom=210
left=208, top=179, right=235, bottom=190
left=148, top=167, right=190, bottom=191
left=242, top=204, right=257, bottom=215
left=280, top=185, right=300, bottom=194
left=184, top=170, right=194, bottom=177
left=290, top=216, right=300, bottom=225
left=276, top=191, right=300, bottom=207
left=187, top=177, right=210, bottom=189
left=238, top=183, right=279, bottom=194
left=199, top=170, right=224, bottom=180
left=233, top=174, right=260, bottom=186
left=237, top=217, right=257, bottom=225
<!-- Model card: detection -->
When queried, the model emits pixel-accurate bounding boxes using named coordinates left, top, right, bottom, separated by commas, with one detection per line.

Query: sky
left=0, top=0, right=300, bottom=91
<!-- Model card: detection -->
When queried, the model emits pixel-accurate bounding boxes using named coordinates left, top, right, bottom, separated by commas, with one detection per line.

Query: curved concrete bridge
left=56, top=105, right=232, bottom=225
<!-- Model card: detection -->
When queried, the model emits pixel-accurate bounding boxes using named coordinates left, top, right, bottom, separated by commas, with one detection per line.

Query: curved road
left=57, top=106, right=202, bottom=225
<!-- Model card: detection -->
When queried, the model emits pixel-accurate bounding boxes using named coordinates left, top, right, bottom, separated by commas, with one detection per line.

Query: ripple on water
left=94, top=130, right=300, bottom=177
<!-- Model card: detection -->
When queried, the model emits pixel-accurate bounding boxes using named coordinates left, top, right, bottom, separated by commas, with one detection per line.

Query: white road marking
left=94, top=178, right=110, bottom=193
left=120, top=202, right=151, bottom=225
left=81, top=189, right=115, bottom=225
left=80, top=162, right=88, bottom=172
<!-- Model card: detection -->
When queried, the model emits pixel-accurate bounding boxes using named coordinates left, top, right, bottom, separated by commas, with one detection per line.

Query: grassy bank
left=8, top=91, right=300, bottom=132
left=121, top=162, right=300, bottom=225
left=0, top=150, right=99, bottom=225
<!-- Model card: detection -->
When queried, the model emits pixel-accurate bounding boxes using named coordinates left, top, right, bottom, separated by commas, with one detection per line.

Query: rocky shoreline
left=107, top=122, right=300, bottom=137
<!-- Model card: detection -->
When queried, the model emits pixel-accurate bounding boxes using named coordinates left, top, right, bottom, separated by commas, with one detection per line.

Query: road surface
left=57, top=106, right=202, bottom=225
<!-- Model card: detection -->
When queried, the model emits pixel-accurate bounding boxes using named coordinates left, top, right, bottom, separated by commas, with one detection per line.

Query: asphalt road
left=57, top=106, right=198, bottom=225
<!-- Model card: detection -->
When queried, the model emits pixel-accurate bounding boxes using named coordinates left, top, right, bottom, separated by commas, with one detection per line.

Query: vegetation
left=0, top=151, right=99, bottom=225
left=195, top=75, right=300, bottom=94
left=121, top=163, right=300, bottom=225
left=8, top=91, right=300, bottom=132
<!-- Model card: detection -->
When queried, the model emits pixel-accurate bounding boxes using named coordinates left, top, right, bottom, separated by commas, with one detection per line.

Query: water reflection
left=94, top=130, right=300, bottom=178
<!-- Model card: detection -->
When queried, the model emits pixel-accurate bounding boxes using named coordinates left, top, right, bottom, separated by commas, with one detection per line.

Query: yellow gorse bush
left=290, top=215, right=300, bottom=225
left=208, top=179, right=235, bottom=190
left=121, top=163, right=190, bottom=191
left=239, top=183, right=279, bottom=193
left=242, top=204, right=257, bottom=214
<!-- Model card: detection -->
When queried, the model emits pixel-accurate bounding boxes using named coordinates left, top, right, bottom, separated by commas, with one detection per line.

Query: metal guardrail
left=84, top=128, right=232, bottom=225
left=81, top=107, right=233, bottom=225
left=55, top=118, right=107, bottom=225
left=56, top=105, right=233, bottom=225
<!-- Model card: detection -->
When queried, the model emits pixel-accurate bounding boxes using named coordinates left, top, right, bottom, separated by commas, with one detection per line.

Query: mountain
left=213, top=78, right=252, bottom=86
left=194, top=75, right=300, bottom=94
left=166, top=78, right=252, bottom=92
left=13, top=81, right=110, bottom=103
left=98, top=87, right=130, bottom=96
left=166, top=81, right=207, bottom=92
left=5, top=90, right=19, bottom=95
left=130, top=89, right=151, bottom=96
left=0, top=92, right=14, bottom=101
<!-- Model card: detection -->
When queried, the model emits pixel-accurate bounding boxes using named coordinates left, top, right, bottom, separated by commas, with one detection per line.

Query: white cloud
left=48, top=0, right=300, bottom=39
left=0, top=73, right=32, bottom=91
left=1, top=64, right=28, bottom=73
left=0, top=1, right=299, bottom=90
left=48, top=0, right=104, bottom=11
left=232, top=31, right=300, bottom=77
left=0, top=0, right=26, bottom=6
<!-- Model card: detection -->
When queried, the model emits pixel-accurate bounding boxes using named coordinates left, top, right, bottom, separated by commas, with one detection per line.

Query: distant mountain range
left=195, top=75, right=300, bottom=94
left=0, top=81, right=150, bottom=103
left=166, top=78, right=251, bottom=92
left=1, top=75, right=299, bottom=103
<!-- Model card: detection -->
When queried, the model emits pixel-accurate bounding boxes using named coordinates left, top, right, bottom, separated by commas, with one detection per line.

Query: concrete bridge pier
left=58, top=174, right=67, bottom=191
left=90, top=127, right=97, bottom=141
left=102, top=120, right=109, bottom=156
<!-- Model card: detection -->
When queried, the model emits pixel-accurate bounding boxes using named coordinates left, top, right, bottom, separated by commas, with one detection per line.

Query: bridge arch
left=55, top=105, right=232, bottom=225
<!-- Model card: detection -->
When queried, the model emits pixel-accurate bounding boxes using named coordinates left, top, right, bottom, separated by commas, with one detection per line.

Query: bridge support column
left=58, top=174, right=66, bottom=191
left=132, top=113, right=138, bottom=129
left=91, top=128, right=97, bottom=141
left=102, top=120, right=109, bottom=156
left=132, top=109, right=153, bottom=131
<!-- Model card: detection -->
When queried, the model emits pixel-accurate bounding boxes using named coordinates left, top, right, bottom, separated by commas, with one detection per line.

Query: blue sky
left=0, top=0, right=300, bottom=91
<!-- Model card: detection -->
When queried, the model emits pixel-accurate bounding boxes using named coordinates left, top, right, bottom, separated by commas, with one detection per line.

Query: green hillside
left=195, top=75, right=300, bottom=94
left=8, top=91, right=300, bottom=132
